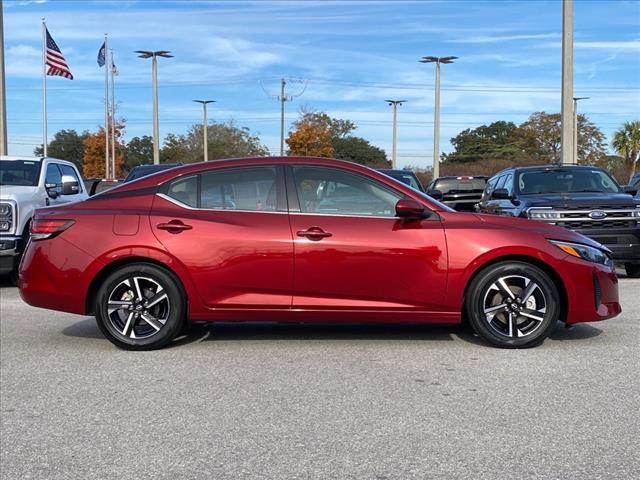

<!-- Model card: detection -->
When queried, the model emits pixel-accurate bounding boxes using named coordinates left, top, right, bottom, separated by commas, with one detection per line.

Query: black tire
left=465, top=261, right=560, bottom=348
left=95, top=263, right=185, bottom=350
left=624, top=263, right=640, bottom=279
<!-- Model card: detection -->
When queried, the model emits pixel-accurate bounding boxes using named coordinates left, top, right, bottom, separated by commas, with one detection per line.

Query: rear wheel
left=624, top=263, right=640, bottom=278
left=465, top=261, right=560, bottom=348
left=95, top=263, right=185, bottom=350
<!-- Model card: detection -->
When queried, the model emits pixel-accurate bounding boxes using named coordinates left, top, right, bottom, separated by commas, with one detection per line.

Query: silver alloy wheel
left=482, top=275, right=547, bottom=338
left=106, top=276, right=171, bottom=340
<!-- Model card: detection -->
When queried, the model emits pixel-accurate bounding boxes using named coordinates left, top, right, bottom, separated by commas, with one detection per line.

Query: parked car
left=628, top=172, right=640, bottom=198
left=0, top=156, right=88, bottom=280
left=19, top=157, right=620, bottom=350
left=426, top=176, right=488, bottom=211
left=477, top=165, right=640, bottom=277
left=84, top=178, right=121, bottom=196
left=377, top=169, right=425, bottom=192
left=124, top=163, right=183, bottom=183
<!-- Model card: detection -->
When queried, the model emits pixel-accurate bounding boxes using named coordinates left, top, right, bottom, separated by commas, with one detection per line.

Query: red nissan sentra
left=19, top=157, right=621, bottom=350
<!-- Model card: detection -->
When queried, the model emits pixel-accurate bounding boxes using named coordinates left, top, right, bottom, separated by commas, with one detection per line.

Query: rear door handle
left=297, top=227, right=332, bottom=241
left=157, top=220, right=193, bottom=233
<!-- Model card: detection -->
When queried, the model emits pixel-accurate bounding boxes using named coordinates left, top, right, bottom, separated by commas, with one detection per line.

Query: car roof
left=491, top=164, right=607, bottom=177
left=0, top=156, right=78, bottom=168
left=377, top=169, right=417, bottom=174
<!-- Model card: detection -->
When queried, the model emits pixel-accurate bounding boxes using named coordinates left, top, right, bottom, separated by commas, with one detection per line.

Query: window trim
left=286, top=165, right=404, bottom=218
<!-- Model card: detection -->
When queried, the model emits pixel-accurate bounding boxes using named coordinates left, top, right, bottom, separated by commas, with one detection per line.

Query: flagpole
left=103, top=33, right=109, bottom=180
left=41, top=18, right=48, bottom=156
left=110, top=48, right=116, bottom=178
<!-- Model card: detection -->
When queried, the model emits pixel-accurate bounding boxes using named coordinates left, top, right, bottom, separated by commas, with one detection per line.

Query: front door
left=286, top=166, right=447, bottom=313
left=151, top=165, right=293, bottom=309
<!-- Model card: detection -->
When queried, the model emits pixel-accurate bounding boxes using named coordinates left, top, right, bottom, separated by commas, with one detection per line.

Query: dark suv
left=426, top=176, right=488, bottom=211
left=477, top=165, right=640, bottom=277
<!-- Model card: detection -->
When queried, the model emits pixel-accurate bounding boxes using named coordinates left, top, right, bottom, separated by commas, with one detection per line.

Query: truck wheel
left=465, top=261, right=560, bottom=348
left=624, top=263, right=640, bottom=278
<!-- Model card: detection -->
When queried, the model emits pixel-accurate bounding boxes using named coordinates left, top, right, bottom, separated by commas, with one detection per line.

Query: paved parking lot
left=1, top=277, right=638, bottom=480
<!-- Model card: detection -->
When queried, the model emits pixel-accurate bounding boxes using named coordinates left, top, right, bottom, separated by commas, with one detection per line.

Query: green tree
left=332, top=136, right=389, bottom=167
left=124, top=136, right=154, bottom=172
left=612, top=120, right=640, bottom=182
left=160, top=121, right=269, bottom=163
left=294, top=110, right=356, bottom=139
left=443, top=121, right=524, bottom=163
left=34, top=129, right=89, bottom=169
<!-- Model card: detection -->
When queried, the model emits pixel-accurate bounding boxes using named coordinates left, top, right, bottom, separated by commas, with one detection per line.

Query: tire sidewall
left=95, top=263, right=185, bottom=350
left=466, top=262, right=560, bottom=348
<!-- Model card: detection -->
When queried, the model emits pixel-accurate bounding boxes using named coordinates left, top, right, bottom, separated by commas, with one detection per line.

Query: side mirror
left=426, top=189, right=443, bottom=200
left=395, top=199, right=428, bottom=219
left=61, top=175, right=80, bottom=195
left=45, top=183, right=59, bottom=199
left=491, top=188, right=511, bottom=200
left=622, top=185, right=638, bottom=196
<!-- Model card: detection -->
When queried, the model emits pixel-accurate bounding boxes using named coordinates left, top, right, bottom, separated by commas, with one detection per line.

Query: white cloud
left=448, top=33, right=558, bottom=44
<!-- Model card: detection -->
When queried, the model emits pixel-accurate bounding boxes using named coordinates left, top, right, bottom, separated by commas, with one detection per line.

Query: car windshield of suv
left=518, top=169, right=621, bottom=195
left=0, top=160, right=41, bottom=186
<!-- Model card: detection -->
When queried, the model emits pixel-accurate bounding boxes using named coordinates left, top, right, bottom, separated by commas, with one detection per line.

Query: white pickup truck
left=0, top=156, right=88, bottom=280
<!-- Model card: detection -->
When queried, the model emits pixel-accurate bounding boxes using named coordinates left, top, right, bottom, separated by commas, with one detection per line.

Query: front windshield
left=388, top=172, right=422, bottom=191
left=518, top=169, right=621, bottom=195
left=0, top=160, right=42, bottom=187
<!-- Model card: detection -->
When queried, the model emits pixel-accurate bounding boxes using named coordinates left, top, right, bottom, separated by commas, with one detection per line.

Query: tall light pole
left=573, top=96, right=589, bottom=164
left=136, top=50, right=173, bottom=164
left=420, top=56, right=457, bottom=179
left=385, top=100, right=406, bottom=169
left=0, top=0, right=8, bottom=156
left=561, top=0, right=574, bottom=165
left=193, top=100, right=215, bottom=162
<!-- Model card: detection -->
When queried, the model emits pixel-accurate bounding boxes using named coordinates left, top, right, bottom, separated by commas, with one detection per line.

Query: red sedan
left=19, top=157, right=621, bottom=350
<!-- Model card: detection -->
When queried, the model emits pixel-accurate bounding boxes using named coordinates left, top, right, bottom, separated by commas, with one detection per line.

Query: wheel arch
left=462, top=254, right=568, bottom=324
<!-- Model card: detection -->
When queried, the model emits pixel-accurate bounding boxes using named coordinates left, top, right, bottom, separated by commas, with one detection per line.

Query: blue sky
left=4, top=0, right=640, bottom=168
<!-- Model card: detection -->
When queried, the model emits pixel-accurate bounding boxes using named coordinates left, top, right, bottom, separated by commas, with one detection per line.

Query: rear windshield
left=0, top=160, right=42, bottom=186
left=433, top=178, right=486, bottom=192
left=518, top=169, right=620, bottom=194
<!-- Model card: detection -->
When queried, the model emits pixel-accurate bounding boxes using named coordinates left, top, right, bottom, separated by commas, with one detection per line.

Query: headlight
left=0, top=204, right=11, bottom=217
left=549, top=240, right=612, bottom=266
left=632, top=207, right=640, bottom=218
left=528, top=208, right=561, bottom=220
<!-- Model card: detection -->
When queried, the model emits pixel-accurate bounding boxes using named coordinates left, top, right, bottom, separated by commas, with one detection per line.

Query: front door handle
left=157, top=220, right=193, bottom=233
left=297, top=227, right=332, bottom=241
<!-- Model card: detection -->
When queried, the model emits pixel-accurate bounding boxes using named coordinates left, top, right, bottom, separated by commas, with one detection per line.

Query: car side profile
left=19, top=157, right=620, bottom=350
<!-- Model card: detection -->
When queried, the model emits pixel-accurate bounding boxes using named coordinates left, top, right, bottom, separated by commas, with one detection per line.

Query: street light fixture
left=193, top=100, right=215, bottom=162
left=420, top=55, right=458, bottom=179
left=385, top=100, right=406, bottom=169
left=135, top=50, right=173, bottom=164
left=573, top=96, right=589, bottom=164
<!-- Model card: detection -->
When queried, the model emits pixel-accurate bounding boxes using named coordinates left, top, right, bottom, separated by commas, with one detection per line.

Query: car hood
left=469, top=213, right=605, bottom=250
left=521, top=192, right=637, bottom=208
left=0, top=185, right=40, bottom=201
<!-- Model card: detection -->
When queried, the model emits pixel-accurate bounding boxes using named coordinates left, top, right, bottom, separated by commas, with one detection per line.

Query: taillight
left=30, top=219, right=75, bottom=240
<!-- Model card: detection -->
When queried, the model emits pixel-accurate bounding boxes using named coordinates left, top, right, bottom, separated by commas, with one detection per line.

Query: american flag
left=45, top=27, right=73, bottom=80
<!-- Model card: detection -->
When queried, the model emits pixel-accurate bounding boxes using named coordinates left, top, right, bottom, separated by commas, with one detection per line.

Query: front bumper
left=0, top=236, right=21, bottom=274
left=573, top=227, right=640, bottom=264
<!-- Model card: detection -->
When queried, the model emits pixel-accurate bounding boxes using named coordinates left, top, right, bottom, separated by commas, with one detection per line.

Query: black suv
left=477, top=165, right=640, bottom=277
left=377, top=169, right=425, bottom=192
left=426, top=176, right=488, bottom=211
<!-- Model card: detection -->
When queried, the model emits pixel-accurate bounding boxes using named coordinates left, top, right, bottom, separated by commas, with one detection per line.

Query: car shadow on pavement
left=548, top=322, right=603, bottom=341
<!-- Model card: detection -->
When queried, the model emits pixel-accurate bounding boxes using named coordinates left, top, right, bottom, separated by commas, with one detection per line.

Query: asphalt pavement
left=1, top=277, right=638, bottom=480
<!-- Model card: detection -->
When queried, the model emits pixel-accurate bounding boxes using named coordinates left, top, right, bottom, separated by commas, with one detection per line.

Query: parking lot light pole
left=385, top=100, right=406, bottom=169
left=420, top=56, right=457, bottom=179
left=561, top=0, right=575, bottom=165
left=136, top=50, right=173, bottom=164
left=0, top=0, right=8, bottom=156
left=573, top=96, right=589, bottom=164
left=193, top=100, right=215, bottom=162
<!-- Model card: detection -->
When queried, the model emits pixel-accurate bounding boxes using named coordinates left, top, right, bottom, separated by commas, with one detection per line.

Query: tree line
left=35, top=112, right=639, bottom=182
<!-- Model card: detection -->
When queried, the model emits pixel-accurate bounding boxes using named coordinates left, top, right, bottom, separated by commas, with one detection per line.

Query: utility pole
left=103, top=34, right=109, bottom=178
left=193, top=100, right=215, bottom=162
left=136, top=50, right=173, bottom=164
left=573, top=96, right=589, bottom=164
left=279, top=78, right=287, bottom=156
left=561, top=0, right=575, bottom=165
left=385, top=100, right=406, bottom=169
left=0, top=0, right=8, bottom=156
left=420, top=56, right=457, bottom=179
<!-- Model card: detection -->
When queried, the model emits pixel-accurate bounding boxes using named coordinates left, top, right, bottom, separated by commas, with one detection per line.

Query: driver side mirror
left=395, top=199, right=428, bottom=219
left=61, top=175, right=80, bottom=195
left=491, top=188, right=511, bottom=200
left=622, top=185, right=638, bottom=196
left=426, top=189, right=443, bottom=200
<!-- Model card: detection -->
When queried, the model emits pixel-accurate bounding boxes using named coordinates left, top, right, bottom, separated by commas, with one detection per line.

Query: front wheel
left=624, top=263, right=640, bottom=278
left=95, top=263, right=185, bottom=350
left=465, top=261, right=561, bottom=348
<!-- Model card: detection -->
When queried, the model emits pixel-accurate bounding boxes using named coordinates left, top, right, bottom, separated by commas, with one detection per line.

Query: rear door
left=150, top=165, right=294, bottom=309
left=286, top=165, right=447, bottom=312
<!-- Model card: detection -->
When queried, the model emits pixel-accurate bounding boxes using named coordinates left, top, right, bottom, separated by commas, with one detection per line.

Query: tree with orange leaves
left=286, top=122, right=334, bottom=158
left=82, top=122, right=125, bottom=179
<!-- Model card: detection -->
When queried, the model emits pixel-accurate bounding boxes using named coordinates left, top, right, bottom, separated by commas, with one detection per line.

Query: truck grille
left=528, top=206, right=639, bottom=231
